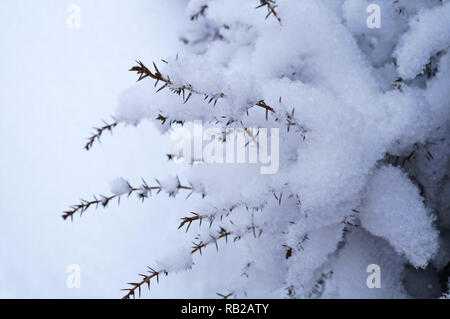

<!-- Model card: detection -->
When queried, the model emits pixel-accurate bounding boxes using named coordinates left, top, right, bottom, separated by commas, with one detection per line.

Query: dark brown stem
left=62, top=182, right=192, bottom=221
left=122, top=224, right=259, bottom=299
left=256, top=0, right=282, bottom=24
left=122, top=269, right=166, bottom=299
left=85, top=121, right=118, bottom=151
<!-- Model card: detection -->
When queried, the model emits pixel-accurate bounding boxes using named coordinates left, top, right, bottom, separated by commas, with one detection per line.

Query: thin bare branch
left=130, top=60, right=224, bottom=105
left=256, top=0, right=282, bottom=24
left=62, top=178, right=194, bottom=221
left=85, top=121, right=118, bottom=151
left=123, top=224, right=260, bottom=299
left=191, top=5, right=208, bottom=20
left=122, top=268, right=168, bottom=300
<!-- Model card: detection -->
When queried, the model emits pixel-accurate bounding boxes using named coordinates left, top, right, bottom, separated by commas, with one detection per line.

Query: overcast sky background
left=0, top=0, right=242, bottom=298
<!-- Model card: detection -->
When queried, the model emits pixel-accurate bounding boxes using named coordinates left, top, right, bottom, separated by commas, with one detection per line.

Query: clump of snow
left=157, top=175, right=181, bottom=197
left=285, top=223, right=344, bottom=295
left=156, top=247, right=193, bottom=273
left=342, top=0, right=406, bottom=67
left=360, top=165, right=439, bottom=268
left=325, top=228, right=409, bottom=298
left=395, top=2, right=450, bottom=79
left=109, top=177, right=132, bottom=196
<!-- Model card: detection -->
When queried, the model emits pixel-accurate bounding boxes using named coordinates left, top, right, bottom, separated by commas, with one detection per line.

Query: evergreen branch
left=178, top=203, right=242, bottom=232
left=245, top=129, right=259, bottom=147
left=178, top=212, right=208, bottom=232
left=130, top=61, right=277, bottom=113
left=394, top=77, right=404, bottom=91
left=216, top=292, right=234, bottom=299
left=122, top=268, right=168, bottom=299
left=85, top=120, right=118, bottom=151
left=191, top=5, right=208, bottom=20
left=307, top=271, right=333, bottom=298
left=62, top=178, right=195, bottom=221
left=130, top=60, right=225, bottom=105
left=256, top=0, right=282, bottom=24
left=191, top=224, right=260, bottom=255
left=283, top=245, right=293, bottom=260
left=255, top=100, right=275, bottom=114
left=156, top=113, right=185, bottom=126
left=385, top=142, right=435, bottom=168
left=131, top=61, right=308, bottom=139
left=191, top=227, right=233, bottom=255
left=123, top=224, right=260, bottom=299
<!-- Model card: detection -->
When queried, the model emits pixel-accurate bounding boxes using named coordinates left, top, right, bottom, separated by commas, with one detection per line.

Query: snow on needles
left=105, top=0, right=450, bottom=298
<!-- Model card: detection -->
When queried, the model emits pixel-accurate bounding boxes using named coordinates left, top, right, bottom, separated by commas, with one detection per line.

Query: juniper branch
left=130, top=61, right=278, bottom=114
left=217, top=292, right=234, bottom=299
left=130, top=60, right=225, bottom=105
left=131, top=61, right=308, bottom=138
left=123, top=224, right=260, bottom=299
left=256, top=0, right=282, bottom=24
left=191, top=5, right=208, bottom=20
left=62, top=178, right=195, bottom=221
left=178, top=212, right=209, bottom=232
left=122, top=268, right=167, bottom=299
left=178, top=203, right=243, bottom=232
left=85, top=120, right=118, bottom=151
left=85, top=63, right=306, bottom=151
left=191, top=224, right=261, bottom=255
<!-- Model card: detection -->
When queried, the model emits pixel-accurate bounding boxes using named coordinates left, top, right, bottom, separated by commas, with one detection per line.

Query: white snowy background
left=0, top=0, right=226, bottom=298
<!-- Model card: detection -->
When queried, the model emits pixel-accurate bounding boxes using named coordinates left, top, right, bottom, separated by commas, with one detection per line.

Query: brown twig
left=191, top=224, right=261, bottom=255
left=394, top=77, right=404, bottom=91
left=130, top=61, right=278, bottom=114
left=122, top=268, right=167, bottom=299
left=256, top=0, right=282, bottom=24
left=245, top=129, right=259, bottom=147
left=178, top=203, right=246, bottom=232
left=255, top=99, right=275, bottom=115
left=122, top=224, right=260, bottom=299
left=130, top=62, right=309, bottom=138
left=85, top=120, right=118, bottom=151
left=130, top=60, right=224, bottom=105
left=156, top=113, right=184, bottom=126
left=62, top=178, right=195, bottom=221
left=191, top=5, right=208, bottom=20
left=217, top=292, right=234, bottom=299
left=178, top=212, right=208, bottom=232
left=191, top=227, right=233, bottom=255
